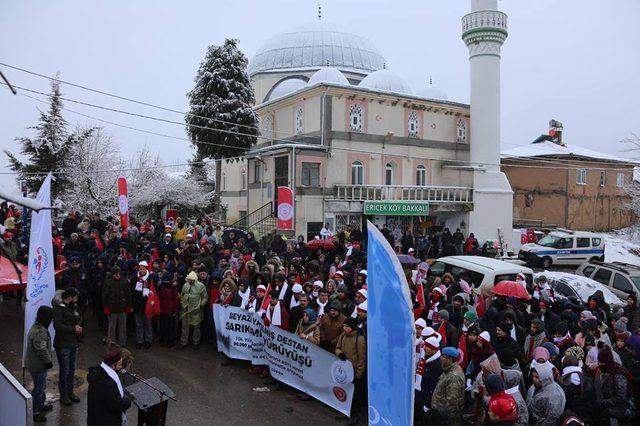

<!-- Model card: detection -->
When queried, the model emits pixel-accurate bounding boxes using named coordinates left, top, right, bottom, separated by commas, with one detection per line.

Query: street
left=0, top=296, right=337, bottom=426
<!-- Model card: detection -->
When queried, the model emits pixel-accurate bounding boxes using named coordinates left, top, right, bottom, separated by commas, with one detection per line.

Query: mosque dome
left=306, top=67, right=350, bottom=86
left=358, top=69, right=413, bottom=95
left=416, top=80, right=448, bottom=101
left=265, top=77, right=307, bottom=101
left=248, top=22, right=386, bottom=76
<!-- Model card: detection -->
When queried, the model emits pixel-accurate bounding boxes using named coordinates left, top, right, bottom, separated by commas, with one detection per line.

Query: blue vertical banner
left=22, top=174, right=56, bottom=366
left=366, top=221, right=415, bottom=425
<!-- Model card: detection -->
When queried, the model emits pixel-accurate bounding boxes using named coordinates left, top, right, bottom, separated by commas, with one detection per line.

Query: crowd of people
left=2, top=204, right=640, bottom=425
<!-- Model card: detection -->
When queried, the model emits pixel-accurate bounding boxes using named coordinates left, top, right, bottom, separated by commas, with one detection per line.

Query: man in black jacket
left=87, top=348, right=131, bottom=425
left=52, top=288, right=83, bottom=406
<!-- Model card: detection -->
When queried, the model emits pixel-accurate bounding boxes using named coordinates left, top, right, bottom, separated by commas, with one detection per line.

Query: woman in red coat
left=157, top=272, right=179, bottom=347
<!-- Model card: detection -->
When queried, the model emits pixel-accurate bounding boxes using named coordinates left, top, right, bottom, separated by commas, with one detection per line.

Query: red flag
left=117, top=176, right=129, bottom=233
left=414, top=282, right=426, bottom=319
left=437, top=321, right=447, bottom=346
left=145, top=281, right=161, bottom=320
left=276, top=186, right=294, bottom=230
left=475, top=296, right=486, bottom=318
left=260, top=283, right=272, bottom=311
left=458, top=332, right=468, bottom=370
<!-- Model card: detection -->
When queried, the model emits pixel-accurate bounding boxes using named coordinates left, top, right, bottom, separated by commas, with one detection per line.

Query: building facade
left=220, top=0, right=514, bottom=244
left=502, top=136, right=634, bottom=231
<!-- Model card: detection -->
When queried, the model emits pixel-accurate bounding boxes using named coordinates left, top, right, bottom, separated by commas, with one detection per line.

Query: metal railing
left=229, top=202, right=277, bottom=243
left=330, top=185, right=473, bottom=203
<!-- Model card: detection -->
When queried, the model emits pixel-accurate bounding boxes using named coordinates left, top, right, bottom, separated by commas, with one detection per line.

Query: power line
left=2, top=82, right=637, bottom=176
left=0, top=61, right=290, bottom=137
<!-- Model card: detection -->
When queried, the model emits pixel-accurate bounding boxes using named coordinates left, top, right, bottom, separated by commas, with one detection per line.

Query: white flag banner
left=22, top=174, right=56, bottom=366
left=213, top=305, right=354, bottom=416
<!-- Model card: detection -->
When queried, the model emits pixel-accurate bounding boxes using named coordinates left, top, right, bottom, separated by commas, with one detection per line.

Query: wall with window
left=296, top=154, right=325, bottom=188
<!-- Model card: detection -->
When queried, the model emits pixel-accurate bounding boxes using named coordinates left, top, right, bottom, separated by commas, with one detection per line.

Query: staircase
left=229, top=202, right=277, bottom=245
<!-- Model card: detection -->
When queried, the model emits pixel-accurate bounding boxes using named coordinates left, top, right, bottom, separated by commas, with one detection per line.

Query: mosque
left=220, top=0, right=514, bottom=247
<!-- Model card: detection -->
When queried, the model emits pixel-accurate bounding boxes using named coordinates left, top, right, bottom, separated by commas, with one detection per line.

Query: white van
left=518, top=230, right=605, bottom=269
left=429, top=256, right=534, bottom=293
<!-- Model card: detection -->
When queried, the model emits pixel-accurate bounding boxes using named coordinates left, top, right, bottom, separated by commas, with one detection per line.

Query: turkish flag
left=117, top=176, right=129, bottom=232
left=437, top=321, right=448, bottom=346
left=458, top=332, right=468, bottom=370
left=277, top=186, right=294, bottom=230
left=414, top=282, right=426, bottom=319
left=260, top=283, right=272, bottom=312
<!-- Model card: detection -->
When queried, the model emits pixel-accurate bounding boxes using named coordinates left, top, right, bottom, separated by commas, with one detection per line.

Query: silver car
left=575, top=261, right=640, bottom=300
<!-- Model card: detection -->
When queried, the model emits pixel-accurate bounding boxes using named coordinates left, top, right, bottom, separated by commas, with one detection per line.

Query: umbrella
left=221, top=228, right=247, bottom=243
left=306, top=239, right=335, bottom=251
left=396, top=254, right=420, bottom=266
left=491, top=280, right=531, bottom=300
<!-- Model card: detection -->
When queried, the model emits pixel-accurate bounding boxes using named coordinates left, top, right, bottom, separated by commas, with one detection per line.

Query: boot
left=59, top=396, right=72, bottom=406
left=33, top=413, right=47, bottom=423
left=69, top=393, right=80, bottom=403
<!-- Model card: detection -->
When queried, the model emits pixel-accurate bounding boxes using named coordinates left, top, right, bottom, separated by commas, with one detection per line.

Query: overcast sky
left=1, top=0, right=638, bottom=192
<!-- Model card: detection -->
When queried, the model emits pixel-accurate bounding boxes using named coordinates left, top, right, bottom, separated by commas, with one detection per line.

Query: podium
left=125, top=377, right=175, bottom=426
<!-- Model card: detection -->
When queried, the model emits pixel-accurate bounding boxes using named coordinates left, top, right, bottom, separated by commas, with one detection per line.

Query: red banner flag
left=117, top=176, right=129, bottom=233
left=277, top=186, right=294, bottom=230
left=458, top=332, right=468, bottom=370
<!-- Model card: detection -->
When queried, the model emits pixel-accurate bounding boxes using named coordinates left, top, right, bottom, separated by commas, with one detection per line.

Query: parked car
left=429, top=256, right=534, bottom=293
left=536, top=271, right=624, bottom=307
left=575, top=260, right=640, bottom=300
left=518, top=230, right=605, bottom=268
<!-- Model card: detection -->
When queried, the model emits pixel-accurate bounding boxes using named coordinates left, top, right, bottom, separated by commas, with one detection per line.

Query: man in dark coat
left=52, top=288, right=83, bottom=406
left=102, top=267, right=132, bottom=346
left=87, top=348, right=131, bottom=425
left=493, top=321, right=523, bottom=367
left=414, top=336, right=443, bottom=423
left=25, top=306, right=54, bottom=423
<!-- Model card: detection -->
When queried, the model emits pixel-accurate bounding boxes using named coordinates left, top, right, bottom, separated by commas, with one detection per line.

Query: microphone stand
left=122, top=370, right=176, bottom=426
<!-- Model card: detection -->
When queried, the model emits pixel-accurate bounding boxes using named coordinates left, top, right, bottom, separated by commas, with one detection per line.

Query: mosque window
left=416, top=165, right=427, bottom=186
left=261, top=114, right=274, bottom=141
left=295, top=107, right=304, bottom=135
left=408, top=111, right=419, bottom=138
left=349, top=104, right=364, bottom=132
left=385, top=163, right=395, bottom=185
left=456, top=119, right=467, bottom=143
left=351, top=161, right=364, bottom=185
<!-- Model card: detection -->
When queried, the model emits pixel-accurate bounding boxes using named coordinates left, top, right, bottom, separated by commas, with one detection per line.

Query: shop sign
left=363, top=201, right=429, bottom=216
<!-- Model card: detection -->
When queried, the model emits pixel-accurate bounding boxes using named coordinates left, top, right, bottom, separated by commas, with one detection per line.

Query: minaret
left=462, top=0, right=514, bottom=246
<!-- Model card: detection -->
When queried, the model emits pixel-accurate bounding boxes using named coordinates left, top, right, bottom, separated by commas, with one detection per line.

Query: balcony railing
left=330, top=185, right=473, bottom=203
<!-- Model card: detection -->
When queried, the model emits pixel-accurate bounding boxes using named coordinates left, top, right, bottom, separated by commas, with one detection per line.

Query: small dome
left=265, top=78, right=307, bottom=101
left=358, top=69, right=412, bottom=95
left=248, top=22, right=385, bottom=76
left=307, top=67, right=350, bottom=86
left=417, top=81, right=448, bottom=101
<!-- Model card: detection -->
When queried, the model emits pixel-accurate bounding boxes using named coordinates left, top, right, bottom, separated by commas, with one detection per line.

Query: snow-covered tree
left=4, top=75, right=94, bottom=200
left=127, top=147, right=213, bottom=218
left=62, top=127, right=122, bottom=216
left=185, top=39, right=259, bottom=210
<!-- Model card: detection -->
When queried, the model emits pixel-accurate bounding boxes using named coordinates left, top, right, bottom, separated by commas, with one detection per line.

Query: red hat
left=103, top=348, right=123, bottom=366
left=2, top=231, right=13, bottom=240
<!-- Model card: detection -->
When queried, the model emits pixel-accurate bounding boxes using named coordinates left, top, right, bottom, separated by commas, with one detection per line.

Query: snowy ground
left=605, top=226, right=640, bottom=266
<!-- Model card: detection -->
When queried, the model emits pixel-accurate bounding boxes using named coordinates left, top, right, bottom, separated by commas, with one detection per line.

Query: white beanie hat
left=415, top=318, right=427, bottom=329
left=292, top=284, right=303, bottom=294
left=356, top=301, right=367, bottom=312
left=479, top=331, right=491, bottom=343
left=313, top=280, right=324, bottom=288
left=424, top=336, right=440, bottom=350
left=357, top=289, right=368, bottom=299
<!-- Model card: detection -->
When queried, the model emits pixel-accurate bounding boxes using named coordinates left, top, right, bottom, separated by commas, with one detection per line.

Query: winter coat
left=295, top=321, right=320, bottom=345
left=102, top=276, right=132, bottom=314
left=25, top=322, right=52, bottom=373
left=623, top=304, right=640, bottom=333
left=526, top=365, right=566, bottom=426
left=594, top=371, right=629, bottom=420
left=335, top=332, right=366, bottom=379
left=180, top=280, right=208, bottom=326
left=60, top=267, right=89, bottom=296
left=52, top=298, right=81, bottom=349
left=524, top=330, right=547, bottom=362
left=431, top=362, right=465, bottom=425
left=289, top=305, right=306, bottom=333
left=320, top=313, right=346, bottom=351
left=157, top=284, right=179, bottom=315
left=415, top=355, right=443, bottom=413
left=130, top=274, right=155, bottom=315
left=445, top=303, right=468, bottom=329
left=493, top=335, right=523, bottom=366
left=87, top=365, right=131, bottom=426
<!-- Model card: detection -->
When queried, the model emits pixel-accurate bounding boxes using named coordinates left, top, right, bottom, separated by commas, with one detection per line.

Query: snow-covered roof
left=501, top=140, right=634, bottom=164
left=248, top=22, right=385, bottom=77
left=358, top=69, right=412, bottom=96
left=306, top=67, right=349, bottom=87
left=416, top=82, right=448, bottom=101
left=266, top=78, right=308, bottom=101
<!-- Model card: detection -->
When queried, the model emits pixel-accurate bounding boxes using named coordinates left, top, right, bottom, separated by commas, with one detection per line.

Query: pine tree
left=4, top=75, right=93, bottom=200
left=185, top=39, right=259, bottom=211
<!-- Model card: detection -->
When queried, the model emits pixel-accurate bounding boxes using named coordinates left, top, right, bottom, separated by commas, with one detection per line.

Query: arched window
left=457, top=119, right=467, bottom=143
left=351, top=161, right=364, bottom=185
left=295, top=107, right=304, bottom=135
left=416, top=165, right=427, bottom=186
left=408, top=111, right=419, bottom=138
left=261, top=114, right=274, bottom=141
left=349, top=104, right=364, bottom=132
left=385, top=163, right=395, bottom=185
left=241, top=169, right=247, bottom=190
